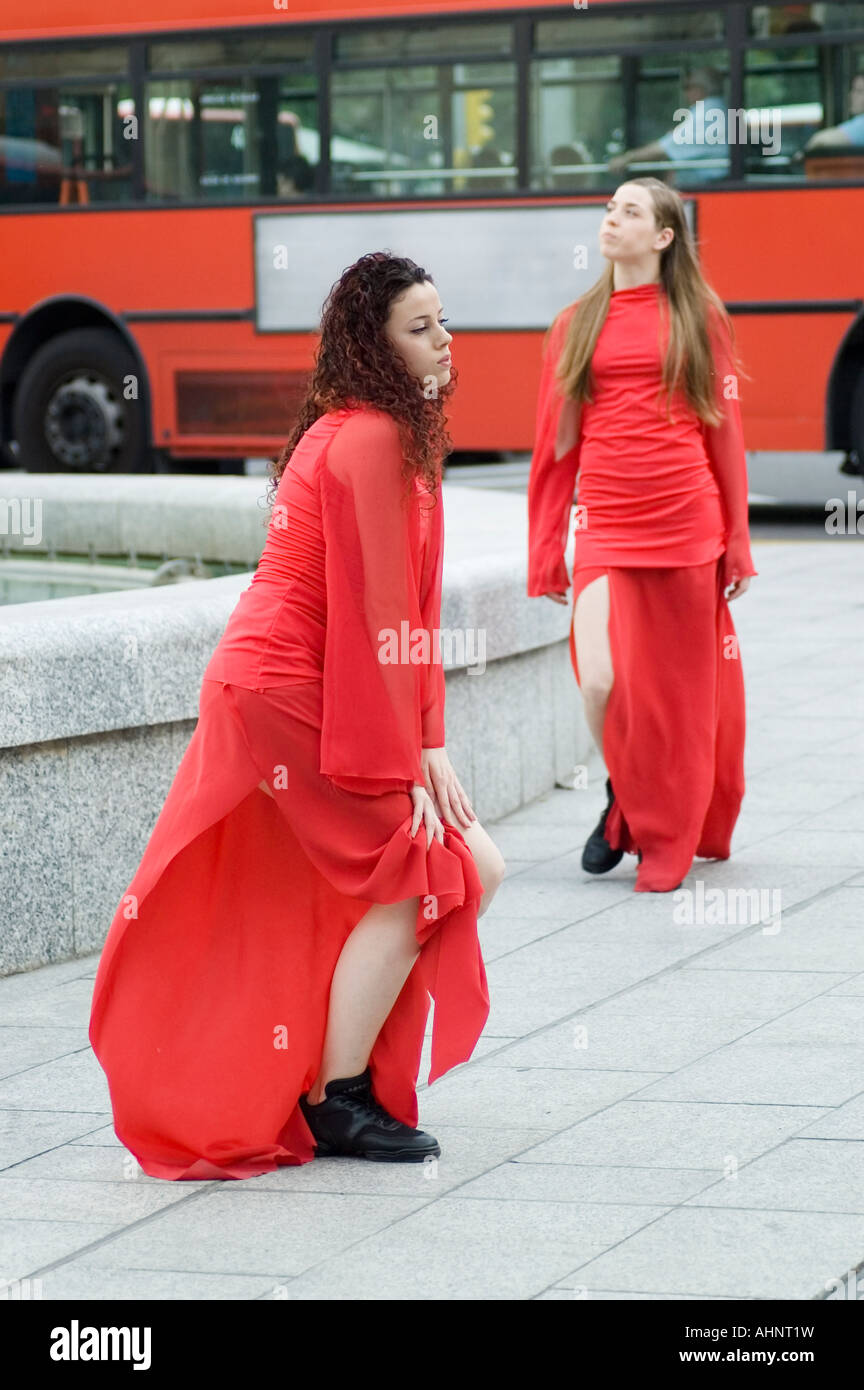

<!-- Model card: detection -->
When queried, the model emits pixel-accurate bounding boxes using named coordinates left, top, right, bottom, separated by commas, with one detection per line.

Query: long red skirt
left=568, top=557, right=746, bottom=893
left=88, top=677, right=489, bottom=1181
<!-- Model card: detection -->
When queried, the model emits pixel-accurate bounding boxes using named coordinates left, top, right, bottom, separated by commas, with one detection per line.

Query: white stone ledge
left=0, top=477, right=588, bottom=973
left=0, top=479, right=573, bottom=749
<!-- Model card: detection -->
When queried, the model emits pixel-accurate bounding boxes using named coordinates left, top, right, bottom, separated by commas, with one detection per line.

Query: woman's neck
left=612, top=263, right=661, bottom=291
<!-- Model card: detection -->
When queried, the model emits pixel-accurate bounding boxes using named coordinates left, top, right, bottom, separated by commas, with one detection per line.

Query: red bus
left=1, top=0, right=863, bottom=474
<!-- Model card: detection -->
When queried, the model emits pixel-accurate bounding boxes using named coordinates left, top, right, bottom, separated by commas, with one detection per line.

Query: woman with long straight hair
left=527, top=179, right=757, bottom=893
left=89, top=252, right=506, bottom=1179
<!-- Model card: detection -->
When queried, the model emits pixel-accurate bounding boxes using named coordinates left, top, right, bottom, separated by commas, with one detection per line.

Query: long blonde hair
left=556, top=178, right=739, bottom=426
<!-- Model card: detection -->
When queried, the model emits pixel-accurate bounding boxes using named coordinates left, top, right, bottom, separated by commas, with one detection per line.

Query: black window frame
left=1, top=0, right=864, bottom=212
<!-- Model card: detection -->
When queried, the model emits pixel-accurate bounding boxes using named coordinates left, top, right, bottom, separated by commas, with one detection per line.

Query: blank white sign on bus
left=253, top=203, right=695, bottom=333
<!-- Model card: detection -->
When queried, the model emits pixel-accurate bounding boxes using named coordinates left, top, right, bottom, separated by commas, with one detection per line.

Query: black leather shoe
left=581, top=776, right=624, bottom=874
left=298, top=1067, right=441, bottom=1162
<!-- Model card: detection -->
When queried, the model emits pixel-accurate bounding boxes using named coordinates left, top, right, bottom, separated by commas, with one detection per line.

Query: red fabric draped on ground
left=568, top=560, right=746, bottom=892
left=88, top=405, right=489, bottom=1181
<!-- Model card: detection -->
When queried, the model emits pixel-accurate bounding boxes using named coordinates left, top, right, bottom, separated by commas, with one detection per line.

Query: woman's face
left=384, top=280, right=452, bottom=391
left=599, top=183, right=673, bottom=263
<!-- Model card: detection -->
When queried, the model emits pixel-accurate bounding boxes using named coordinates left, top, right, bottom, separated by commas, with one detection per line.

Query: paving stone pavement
left=1, top=537, right=863, bottom=1302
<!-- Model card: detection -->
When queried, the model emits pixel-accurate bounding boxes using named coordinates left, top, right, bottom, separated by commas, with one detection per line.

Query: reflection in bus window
left=464, top=143, right=510, bottom=193
left=330, top=67, right=436, bottom=197
left=548, top=143, right=591, bottom=190
left=143, top=76, right=317, bottom=202
left=459, top=73, right=516, bottom=193
left=277, top=117, right=314, bottom=199
left=0, top=84, right=134, bottom=204
left=0, top=44, right=128, bottom=80
left=805, top=68, right=864, bottom=150
left=335, top=20, right=511, bottom=61
left=609, top=62, right=731, bottom=184
left=749, top=4, right=864, bottom=37
left=531, top=52, right=730, bottom=190
left=530, top=55, right=622, bottom=191
left=330, top=63, right=515, bottom=197
left=535, top=8, right=724, bottom=47
left=744, top=40, right=864, bottom=178
left=147, top=33, right=314, bottom=70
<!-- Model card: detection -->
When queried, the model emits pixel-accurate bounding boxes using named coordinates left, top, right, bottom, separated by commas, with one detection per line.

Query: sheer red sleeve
left=702, top=307, right=759, bottom=585
left=319, top=408, right=427, bottom=796
left=417, top=488, right=446, bottom=749
left=527, top=305, right=582, bottom=598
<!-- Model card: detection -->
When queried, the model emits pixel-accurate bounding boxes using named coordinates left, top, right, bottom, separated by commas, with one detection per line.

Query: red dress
left=89, top=405, right=489, bottom=1181
left=527, top=283, right=758, bottom=892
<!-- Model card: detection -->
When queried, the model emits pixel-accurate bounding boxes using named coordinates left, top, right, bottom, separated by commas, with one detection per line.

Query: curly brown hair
left=265, top=252, right=456, bottom=516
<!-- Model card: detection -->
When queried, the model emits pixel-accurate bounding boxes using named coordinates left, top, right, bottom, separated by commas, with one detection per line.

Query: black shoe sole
left=314, top=1141, right=441, bottom=1162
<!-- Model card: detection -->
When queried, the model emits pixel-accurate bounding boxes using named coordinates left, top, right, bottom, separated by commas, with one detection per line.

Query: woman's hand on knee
left=410, top=784, right=445, bottom=851
left=421, top=747, right=476, bottom=829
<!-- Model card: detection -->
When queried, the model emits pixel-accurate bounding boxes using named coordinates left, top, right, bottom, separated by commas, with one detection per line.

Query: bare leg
left=454, top=818, right=506, bottom=918
left=572, top=575, right=614, bottom=757
left=307, top=897, right=421, bottom=1104
left=306, top=820, right=505, bottom=1103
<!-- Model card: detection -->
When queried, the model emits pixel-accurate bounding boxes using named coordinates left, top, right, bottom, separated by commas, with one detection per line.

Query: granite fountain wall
left=0, top=474, right=589, bottom=975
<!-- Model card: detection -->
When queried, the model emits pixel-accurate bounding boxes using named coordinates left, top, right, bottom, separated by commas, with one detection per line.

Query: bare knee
left=476, top=844, right=506, bottom=918
left=483, top=848, right=506, bottom=895
left=457, top=819, right=506, bottom=917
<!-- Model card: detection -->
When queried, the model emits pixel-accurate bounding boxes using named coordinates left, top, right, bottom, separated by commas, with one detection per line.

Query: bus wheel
left=849, top=371, right=864, bottom=477
left=13, top=327, right=147, bottom=473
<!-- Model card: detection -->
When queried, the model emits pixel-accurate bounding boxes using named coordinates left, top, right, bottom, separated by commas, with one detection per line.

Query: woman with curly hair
left=90, top=252, right=505, bottom=1180
left=528, top=179, right=757, bottom=893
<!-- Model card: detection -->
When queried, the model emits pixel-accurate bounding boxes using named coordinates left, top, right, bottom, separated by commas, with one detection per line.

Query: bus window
left=530, top=12, right=729, bottom=190
left=749, top=4, right=864, bottom=38
left=456, top=65, right=516, bottom=194
left=743, top=34, right=823, bottom=178
left=802, top=52, right=864, bottom=178
left=529, top=55, right=622, bottom=192
left=0, top=81, right=134, bottom=205
left=534, top=8, right=724, bottom=48
left=610, top=55, right=732, bottom=186
left=147, top=33, right=314, bottom=70
left=334, top=20, right=512, bottom=62
left=143, top=74, right=317, bottom=202
left=143, top=36, right=317, bottom=202
left=0, top=43, right=128, bottom=80
left=600, top=55, right=733, bottom=187
left=330, top=60, right=516, bottom=198
left=744, top=32, right=864, bottom=179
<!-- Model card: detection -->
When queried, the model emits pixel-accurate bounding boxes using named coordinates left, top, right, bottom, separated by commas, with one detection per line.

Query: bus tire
left=13, top=327, right=148, bottom=473
left=850, top=370, right=864, bottom=473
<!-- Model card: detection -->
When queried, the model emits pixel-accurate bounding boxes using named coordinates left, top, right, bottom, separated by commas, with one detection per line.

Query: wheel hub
left=44, top=374, right=124, bottom=469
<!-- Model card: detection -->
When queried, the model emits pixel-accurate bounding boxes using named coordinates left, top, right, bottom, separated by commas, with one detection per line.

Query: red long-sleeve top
left=527, top=281, right=758, bottom=597
left=203, top=406, right=446, bottom=795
